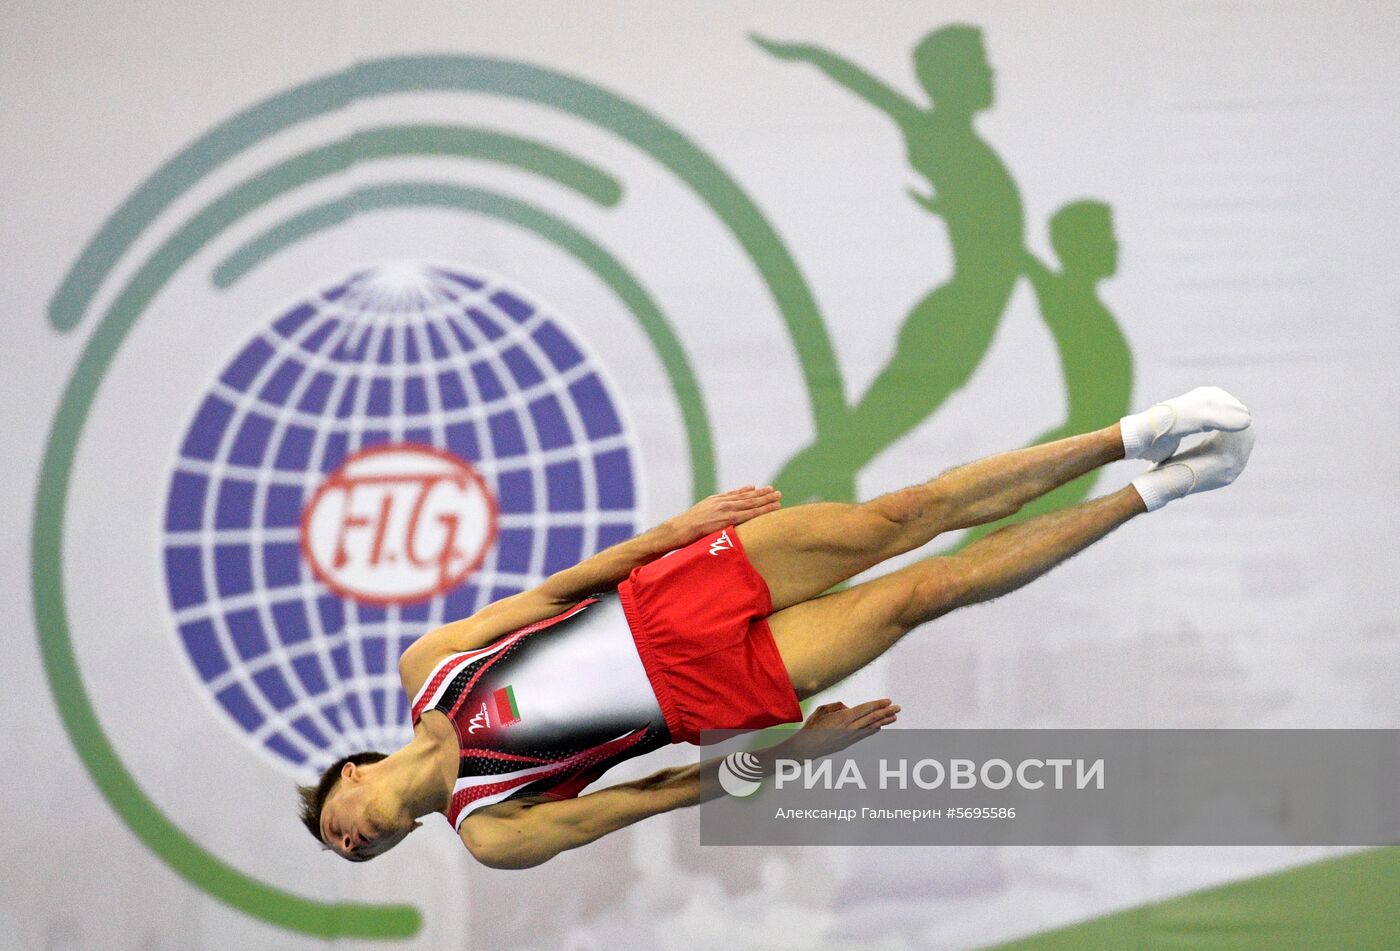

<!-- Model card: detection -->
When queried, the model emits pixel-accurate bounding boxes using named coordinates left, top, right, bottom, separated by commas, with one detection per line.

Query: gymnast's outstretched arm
left=458, top=698, right=898, bottom=869
left=398, top=486, right=781, bottom=684
left=752, top=34, right=924, bottom=132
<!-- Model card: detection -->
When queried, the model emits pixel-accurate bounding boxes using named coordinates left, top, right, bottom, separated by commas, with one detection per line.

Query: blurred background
left=2, top=2, right=1397, bottom=949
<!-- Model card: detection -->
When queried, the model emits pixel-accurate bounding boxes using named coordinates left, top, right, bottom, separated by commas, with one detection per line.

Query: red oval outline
left=298, top=442, right=500, bottom=607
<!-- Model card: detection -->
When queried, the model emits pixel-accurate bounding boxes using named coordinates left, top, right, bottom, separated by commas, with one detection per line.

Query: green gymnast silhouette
left=959, top=199, right=1133, bottom=543
left=756, top=26, right=1025, bottom=502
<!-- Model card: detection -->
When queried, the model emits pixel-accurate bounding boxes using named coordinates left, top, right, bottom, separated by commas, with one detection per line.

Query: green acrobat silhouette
left=755, top=26, right=1025, bottom=502
left=958, top=199, right=1133, bottom=541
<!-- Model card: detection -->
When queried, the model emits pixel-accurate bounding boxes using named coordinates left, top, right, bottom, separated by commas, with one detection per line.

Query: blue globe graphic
left=161, top=263, right=640, bottom=772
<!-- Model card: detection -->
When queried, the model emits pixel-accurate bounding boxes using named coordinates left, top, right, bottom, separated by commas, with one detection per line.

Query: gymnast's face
left=916, top=34, right=994, bottom=113
left=320, top=762, right=420, bottom=862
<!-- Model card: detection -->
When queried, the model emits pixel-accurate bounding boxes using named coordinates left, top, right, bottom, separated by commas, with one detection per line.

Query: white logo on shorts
left=709, top=530, right=734, bottom=556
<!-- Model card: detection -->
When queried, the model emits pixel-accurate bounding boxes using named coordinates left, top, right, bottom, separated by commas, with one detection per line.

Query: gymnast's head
left=298, top=751, right=420, bottom=861
left=915, top=25, right=994, bottom=114
left=1050, top=200, right=1117, bottom=280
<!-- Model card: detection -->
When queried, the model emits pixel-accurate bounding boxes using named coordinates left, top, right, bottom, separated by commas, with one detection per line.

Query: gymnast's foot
left=1119, top=386, right=1253, bottom=463
left=1131, top=427, right=1256, bottom=512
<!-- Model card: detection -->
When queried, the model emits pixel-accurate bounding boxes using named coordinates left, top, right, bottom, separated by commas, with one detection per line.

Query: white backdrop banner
left=3, top=3, right=1397, bottom=950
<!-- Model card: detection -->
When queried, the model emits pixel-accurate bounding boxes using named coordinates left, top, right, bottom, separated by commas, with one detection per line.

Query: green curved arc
left=51, top=116, right=621, bottom=321
left=207, top=125, right=620, bottom=288
left=367, top=125, right=622, bottom=205
left=217, top=180, right=716, bottom=494
left=48, top=55, right=844, bottom=436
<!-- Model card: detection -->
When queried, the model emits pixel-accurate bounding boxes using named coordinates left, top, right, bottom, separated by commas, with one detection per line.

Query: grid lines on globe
left=162, top=263, right=642, bottom=773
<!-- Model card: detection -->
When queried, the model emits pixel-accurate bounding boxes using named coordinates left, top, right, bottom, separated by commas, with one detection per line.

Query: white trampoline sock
left=1120, top=386, right=1252, bottom=463
left=1131, top=463, right=1197, bottom=513
left=1131, top=427, right=1256, bottom=512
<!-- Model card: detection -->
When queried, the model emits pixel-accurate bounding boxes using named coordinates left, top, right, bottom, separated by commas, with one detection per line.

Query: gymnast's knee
left=896, top=559, right=970, bottom=627
left=864, top=485, right=952, bottom=538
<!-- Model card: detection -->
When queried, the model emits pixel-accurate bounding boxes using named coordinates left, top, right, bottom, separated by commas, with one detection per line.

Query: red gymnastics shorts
left=618, top=526, right=803, bottom=745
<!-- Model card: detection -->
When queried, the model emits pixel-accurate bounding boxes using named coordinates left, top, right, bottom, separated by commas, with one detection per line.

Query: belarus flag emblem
left=491, top=685, right=521, bottom=726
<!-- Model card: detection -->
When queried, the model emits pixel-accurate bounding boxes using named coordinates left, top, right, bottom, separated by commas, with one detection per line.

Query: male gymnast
left=298, top=386, right=1253, bottom=868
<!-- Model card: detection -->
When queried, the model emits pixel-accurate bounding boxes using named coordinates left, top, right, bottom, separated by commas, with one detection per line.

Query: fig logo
left=301, top=443, right=498, bottom=606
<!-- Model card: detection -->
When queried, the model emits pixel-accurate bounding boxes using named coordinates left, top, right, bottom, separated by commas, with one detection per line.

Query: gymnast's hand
left=778, top=699, right=901, bottom=760
left=751, top=35, right=820, bottom=62
left=669, top=485, right=782, bottom=543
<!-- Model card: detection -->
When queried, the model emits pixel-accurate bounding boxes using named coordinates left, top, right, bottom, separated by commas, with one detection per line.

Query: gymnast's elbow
left=459, top=813, right=559, bottom=869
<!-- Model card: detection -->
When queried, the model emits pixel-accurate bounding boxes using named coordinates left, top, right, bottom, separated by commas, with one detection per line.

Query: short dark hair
left=296, top=751, right=387, bottom=845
